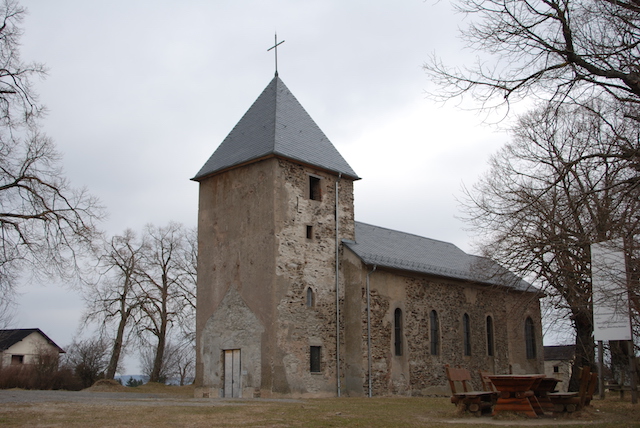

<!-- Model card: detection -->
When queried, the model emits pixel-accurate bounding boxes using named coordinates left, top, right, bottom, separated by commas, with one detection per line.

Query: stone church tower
left=193, top=75, right=359, bottom=398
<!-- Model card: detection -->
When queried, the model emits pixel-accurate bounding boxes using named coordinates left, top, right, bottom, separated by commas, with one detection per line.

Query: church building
left=193, top=74, right=543, bottom=398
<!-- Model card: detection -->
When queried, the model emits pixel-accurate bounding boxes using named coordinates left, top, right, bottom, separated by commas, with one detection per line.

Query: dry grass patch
left=1, top=391, right=640, bottom=427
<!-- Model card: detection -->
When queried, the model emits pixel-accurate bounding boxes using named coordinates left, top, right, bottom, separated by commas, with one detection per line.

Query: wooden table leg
left=492, top=391, right=538, bottom=418
left=529, top=395, right=544, bottom=416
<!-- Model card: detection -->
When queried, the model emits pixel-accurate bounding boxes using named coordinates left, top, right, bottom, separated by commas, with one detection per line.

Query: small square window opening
left=309, top=176, right=321, bottom=201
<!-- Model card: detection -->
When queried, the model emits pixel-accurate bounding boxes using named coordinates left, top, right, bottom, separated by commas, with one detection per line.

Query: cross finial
left=267, top=33, right=285, bottom=76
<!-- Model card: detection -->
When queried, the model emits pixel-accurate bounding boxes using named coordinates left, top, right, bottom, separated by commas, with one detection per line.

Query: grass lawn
left=1, top=383, right=639, bottom=427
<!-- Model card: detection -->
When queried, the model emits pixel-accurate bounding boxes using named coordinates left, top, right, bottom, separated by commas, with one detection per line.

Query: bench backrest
left=445, top=364, right=472, bottom=393
left=573, top=366, right=598, bottom=407
left=584, top=372, right=598, bottom=406
left=478, top=370, right=497, bottom=392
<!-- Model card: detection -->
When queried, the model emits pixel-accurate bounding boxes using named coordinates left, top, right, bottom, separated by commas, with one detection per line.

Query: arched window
left=463, top=313, right=471, bottom=356
left=429, top=310, right=439, bottom=356
left=525, top=317, right=537, bottom=359
left=486, top=316, right=494, bottom=357
left=394, top=308, right=403, bottom=356
left=306, top=287, right=314, bottom=307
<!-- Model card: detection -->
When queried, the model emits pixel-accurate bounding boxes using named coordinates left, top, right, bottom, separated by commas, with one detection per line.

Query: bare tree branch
left=425, top=0, right=640, bottom=116
left=0, top=0, right=103, bottom=316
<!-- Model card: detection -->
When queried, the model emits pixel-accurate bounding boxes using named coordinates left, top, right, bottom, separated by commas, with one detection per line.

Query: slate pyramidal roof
left=193, top=75, right=359, bottom=181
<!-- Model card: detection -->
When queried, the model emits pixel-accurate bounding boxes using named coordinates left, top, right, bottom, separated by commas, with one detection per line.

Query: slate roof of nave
left=343, top=222, right=534, bottom=292
left=193, top=75, right=359, bottom=181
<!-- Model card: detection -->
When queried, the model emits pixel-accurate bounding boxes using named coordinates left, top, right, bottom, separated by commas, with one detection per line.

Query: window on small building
left=486, top=316, right=494, bottom=357
left=463, top=313, right=471, bottom=356
left=306, top=225, right=313, bottom=240
left=11, top=355, right=24, bottom=365
left=430, top=310, right=440, bottom=356
left=525, top=317, right=537, bottom=359
left=394, top=308, right=403, bottom=356
left=310, top=346, right=321, bottom=372
left=553, top=365, right=560, bottom=373
left=306, top=287, right=315, bottom=307
left=309, top=176, right=321, bottom=201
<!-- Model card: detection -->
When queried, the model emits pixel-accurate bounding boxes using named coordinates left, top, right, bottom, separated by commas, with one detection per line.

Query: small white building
left=0, top=329, right=65, bottom=367
left=543, top=345, right=575, bottom=392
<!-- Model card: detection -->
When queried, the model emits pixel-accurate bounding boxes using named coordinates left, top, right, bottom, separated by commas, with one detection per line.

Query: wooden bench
left=479, top=370, right=497, bottom=392
left=445, top=365, right=496, bottom=415
left=548, top=366, right=597, bottom=414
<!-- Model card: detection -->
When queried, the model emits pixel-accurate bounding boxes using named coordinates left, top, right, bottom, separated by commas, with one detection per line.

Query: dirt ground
left=0, top=384, right=637, bottom=427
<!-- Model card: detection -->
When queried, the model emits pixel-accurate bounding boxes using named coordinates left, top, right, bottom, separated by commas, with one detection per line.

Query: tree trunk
left=105, top=309, right=130, bottom=379
left=569, top=311, right=595, bottom=390
left=149, top=316, right=168, bottom=383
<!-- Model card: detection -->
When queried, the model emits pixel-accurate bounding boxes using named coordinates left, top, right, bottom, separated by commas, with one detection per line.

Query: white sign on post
left=591, top=239, right=632, bottom=341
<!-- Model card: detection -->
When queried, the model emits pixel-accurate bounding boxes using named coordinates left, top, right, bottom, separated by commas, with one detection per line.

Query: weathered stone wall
left=505, top=292, right=544, bottom=374
left=199, top=286, right=264, bottom=398
left=195, top=156, right=357, bottom=398
left=271, top=159, right=355, bottom=397
left=195, top=159, right=278, bottom=390
left=342, top=254, right=543, bottom=397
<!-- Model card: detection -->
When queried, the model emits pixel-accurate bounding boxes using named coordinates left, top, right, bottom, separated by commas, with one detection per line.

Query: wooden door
left=223, top=349, right=241, bottom=398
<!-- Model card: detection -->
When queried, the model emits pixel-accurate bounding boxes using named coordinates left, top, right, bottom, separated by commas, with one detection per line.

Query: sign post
left=591, top=239, right=636, bottom=403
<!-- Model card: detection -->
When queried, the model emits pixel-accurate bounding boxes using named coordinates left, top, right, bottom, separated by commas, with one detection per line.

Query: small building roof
left=0, top=328, right=65, bottom=353
left=544, top=345, right=576, bottom=361
left=193, top=75, right=359, bottom=181
left=343, top=221, right=534, bottom=292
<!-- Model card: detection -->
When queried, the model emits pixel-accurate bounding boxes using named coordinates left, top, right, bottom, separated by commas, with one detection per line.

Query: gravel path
left=0, top=389, right=300, bottom=407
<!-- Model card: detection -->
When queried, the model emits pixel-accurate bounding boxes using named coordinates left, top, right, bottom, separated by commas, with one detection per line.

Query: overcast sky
left=13, top=0, right=521, bottom=373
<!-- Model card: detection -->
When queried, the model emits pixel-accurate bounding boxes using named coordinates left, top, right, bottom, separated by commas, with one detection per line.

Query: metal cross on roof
left=267, top=33, right=285, bottom=76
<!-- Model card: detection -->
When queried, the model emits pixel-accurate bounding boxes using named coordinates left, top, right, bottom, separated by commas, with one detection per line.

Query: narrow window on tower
left=306, top=225, right=313, bottom=240
left=310, top=346, right=321, bottom=372
left=309, top=176, right=321, bottom=201
left=394, top=308, right=403, bottom=356
left=306, top=287, right=315, bottom=307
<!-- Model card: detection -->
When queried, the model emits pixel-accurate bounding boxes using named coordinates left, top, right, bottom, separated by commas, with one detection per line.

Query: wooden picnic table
left=488, top=374, right=546, bottom=418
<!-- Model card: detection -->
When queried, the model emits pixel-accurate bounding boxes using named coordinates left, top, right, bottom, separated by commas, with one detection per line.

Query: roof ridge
left=354, top=221, right=463, bottom=249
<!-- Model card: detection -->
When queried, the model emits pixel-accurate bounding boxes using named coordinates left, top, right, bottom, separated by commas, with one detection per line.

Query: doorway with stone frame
left=223, top=349, right=241, bottom=398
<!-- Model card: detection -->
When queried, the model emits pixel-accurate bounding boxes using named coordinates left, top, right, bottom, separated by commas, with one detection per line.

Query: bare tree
left=82, top=230, right=145, bottom=379
left=64, top=337, right=109, bottom=388
left=140, top=339, right=195, bottom=385
left=463, top=102, right=640, bottom=386
left=174, top=227, right=196, bottom=343
left=426, top=0, right=640, bottom=386
left=136, top=223, right=195, bottom=383
left=0, top=0, right=102, bottom=307
left=424, top=0, right=640, bottom=116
